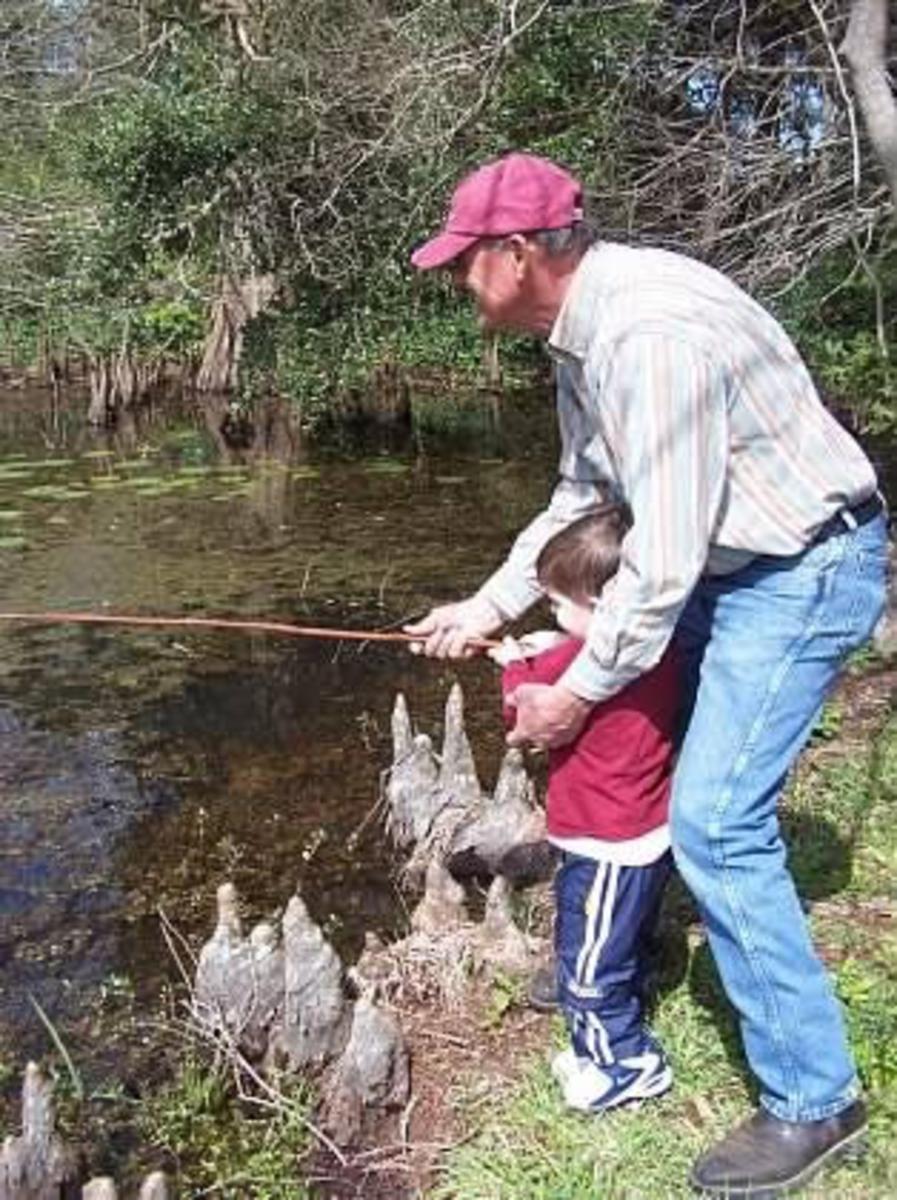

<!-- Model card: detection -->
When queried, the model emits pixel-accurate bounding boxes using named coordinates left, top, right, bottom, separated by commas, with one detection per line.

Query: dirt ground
left=305, top=661, right=897, bottom=1200
left=306, top=980, right=554, bottom=1200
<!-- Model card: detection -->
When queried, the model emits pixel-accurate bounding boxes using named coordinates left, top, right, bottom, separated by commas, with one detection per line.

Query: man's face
left=449, top=240, right=527, bottom=331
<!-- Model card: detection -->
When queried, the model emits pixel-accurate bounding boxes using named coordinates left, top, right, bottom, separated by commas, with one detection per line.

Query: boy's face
left=547, top=591, right=593, bottom=639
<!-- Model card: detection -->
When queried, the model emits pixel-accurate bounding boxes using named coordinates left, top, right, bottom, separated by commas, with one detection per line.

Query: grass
left=139, top=1057, right=313, bottom=1199
left=6, top=671, right=893, bottom=1198
left=434, top=685, right=897, bottom=1200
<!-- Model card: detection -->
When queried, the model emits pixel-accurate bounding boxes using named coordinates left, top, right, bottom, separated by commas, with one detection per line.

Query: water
left=0, top=386, right=558, bottom=1095
left=1, top=381, right=891, bottom=1163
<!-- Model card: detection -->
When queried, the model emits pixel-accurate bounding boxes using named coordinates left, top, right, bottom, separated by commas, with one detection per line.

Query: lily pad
left=167, top=475, right=205, bottom=488
left=0, top=535, right=27, bottom=550
left=22, top=485, right=87, bottom=501
left=130, top=483, right=179, bottom=497
left=290, top=467, right=321, bottom=480
left=362, top=461, right=411, bottom=475
left=0, top=510, right=24, bottom=521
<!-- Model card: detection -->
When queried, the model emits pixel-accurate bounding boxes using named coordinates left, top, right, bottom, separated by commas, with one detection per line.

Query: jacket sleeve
left=500, top=659, right=532, bottom=729
left=501, top=641, right=581, bottom=727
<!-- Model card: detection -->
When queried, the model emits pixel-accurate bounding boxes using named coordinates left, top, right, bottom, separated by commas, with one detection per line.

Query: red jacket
left=502, top=639, right=680, bottom=842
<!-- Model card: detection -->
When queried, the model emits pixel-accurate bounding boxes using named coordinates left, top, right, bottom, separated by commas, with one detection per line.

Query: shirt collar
left=548, top=243, right=606, bottom=364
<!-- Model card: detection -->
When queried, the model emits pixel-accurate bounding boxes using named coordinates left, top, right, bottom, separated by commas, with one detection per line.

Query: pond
left=0, top=385, right=559, bottom=1108
left=1, top=381, right=892, bottom=1175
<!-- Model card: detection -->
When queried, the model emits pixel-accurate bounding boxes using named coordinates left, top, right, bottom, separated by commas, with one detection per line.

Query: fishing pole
left=0, top=610, right=500, bottom=650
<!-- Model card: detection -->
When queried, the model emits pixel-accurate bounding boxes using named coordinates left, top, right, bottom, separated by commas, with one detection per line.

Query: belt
left=813, top=492, right=885, bottom=544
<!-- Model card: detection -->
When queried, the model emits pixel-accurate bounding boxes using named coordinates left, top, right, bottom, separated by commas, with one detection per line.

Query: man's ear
left=507, top=233, right=531, bottom=280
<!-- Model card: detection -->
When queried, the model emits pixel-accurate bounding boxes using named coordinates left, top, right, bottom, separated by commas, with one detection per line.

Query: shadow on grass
left=687, top=941, right=755, bottom=1097
left=645, top=871, right=694, bottom=1012
left=782, top=811, right=854, bottom=902
left=657, top=814, right=855, bottom=1094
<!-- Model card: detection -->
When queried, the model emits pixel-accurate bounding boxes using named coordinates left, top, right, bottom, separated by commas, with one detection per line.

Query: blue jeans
left=671, top=514, right=887, bottom=1122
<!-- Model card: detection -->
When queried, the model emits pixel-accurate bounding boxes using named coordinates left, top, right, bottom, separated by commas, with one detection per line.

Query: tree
left=842, top=0, right=897, bottom=208
left=1, top=2, right=893, bottom=415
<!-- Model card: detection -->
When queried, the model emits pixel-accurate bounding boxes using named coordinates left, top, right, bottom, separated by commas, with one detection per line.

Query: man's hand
left=505, top=682, right=592, bottom=750
left=404, top=594, right=503, bottom=659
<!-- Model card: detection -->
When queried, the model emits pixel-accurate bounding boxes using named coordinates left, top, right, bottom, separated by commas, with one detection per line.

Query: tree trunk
left=113, top=351, right=138, bottom=409
left=842, top=0, right=897, bottom=210
left=196, top=272, right=275, bottom=393
left=483, top=331, right=501, bottom=388
left=87, top=356, right=113, bottom=425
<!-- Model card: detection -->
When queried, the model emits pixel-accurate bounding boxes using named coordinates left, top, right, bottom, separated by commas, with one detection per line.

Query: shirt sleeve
left=560, top=333, right=730, bottom=703
left=477, top=365, right=612, bottom=619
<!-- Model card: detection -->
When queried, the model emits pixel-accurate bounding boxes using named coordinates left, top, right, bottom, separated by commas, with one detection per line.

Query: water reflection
left=0, top=706, right=173, bottom=1019
left=0, top=385, right=556, bottom=1085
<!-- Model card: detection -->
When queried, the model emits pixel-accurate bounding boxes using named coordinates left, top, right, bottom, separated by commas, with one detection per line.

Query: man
left=406, top=152, right=887, bottom=1200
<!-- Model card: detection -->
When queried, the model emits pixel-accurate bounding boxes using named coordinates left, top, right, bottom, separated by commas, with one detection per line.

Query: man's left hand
left=505, top=682, right=592, bottom=750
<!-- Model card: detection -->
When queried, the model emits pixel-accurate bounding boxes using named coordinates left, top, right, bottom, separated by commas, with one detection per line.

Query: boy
left=498, top=504, right=680, bottom=1112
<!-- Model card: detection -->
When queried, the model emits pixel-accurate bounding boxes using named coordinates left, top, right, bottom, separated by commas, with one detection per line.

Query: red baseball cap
left=411, top=153, right=584, bottom=270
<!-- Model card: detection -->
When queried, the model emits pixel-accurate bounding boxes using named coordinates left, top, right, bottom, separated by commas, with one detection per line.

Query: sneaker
left=561, top=1046, right=673, bottom=1113
left=551, top=1046, right=589, bottom=1087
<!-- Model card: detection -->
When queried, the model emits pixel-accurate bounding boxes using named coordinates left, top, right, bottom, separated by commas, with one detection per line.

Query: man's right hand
left=404, top=594, right=503, bottom=659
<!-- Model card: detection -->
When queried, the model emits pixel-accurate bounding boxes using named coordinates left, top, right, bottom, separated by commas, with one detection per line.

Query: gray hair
left=531, top=222, right=598, bottom=258
left=482, top=221, right=598, bottom=261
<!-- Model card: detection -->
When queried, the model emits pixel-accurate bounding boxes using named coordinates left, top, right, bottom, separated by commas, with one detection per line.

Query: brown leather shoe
left=690, top=1101, right=867, bottom=1199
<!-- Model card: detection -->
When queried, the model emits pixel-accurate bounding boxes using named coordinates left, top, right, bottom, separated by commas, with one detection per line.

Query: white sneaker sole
left=551, top=1050, right=587, bottom=1087
left=565, top=1063, right=673, bottom=1113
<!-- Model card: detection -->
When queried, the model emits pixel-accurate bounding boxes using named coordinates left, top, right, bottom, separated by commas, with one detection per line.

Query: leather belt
left=813, top=492, right=884, bottom=544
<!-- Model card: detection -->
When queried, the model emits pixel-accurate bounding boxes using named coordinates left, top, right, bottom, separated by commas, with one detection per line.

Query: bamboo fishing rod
left=0, top=610, right=500, bottom=651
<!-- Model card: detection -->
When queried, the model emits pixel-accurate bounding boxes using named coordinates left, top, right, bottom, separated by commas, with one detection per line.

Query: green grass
left=435, top=700, right=897, bottom=1200
left=140, top=1058, right=313, bottom=1199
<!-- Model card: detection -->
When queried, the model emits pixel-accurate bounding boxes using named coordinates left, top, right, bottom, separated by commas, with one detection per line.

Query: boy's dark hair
left=536, top=503, right=631, bottom=603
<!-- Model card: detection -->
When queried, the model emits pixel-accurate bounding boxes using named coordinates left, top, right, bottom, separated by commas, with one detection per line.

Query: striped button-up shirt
left=478, top=242, right=878, bottom=703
